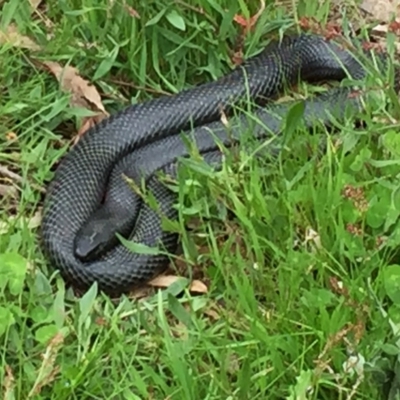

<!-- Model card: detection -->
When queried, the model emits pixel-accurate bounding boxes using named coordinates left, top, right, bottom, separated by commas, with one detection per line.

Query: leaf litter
left=0, top=23, right=41, bottom=51
left=41, top=61, right=109, bottom=141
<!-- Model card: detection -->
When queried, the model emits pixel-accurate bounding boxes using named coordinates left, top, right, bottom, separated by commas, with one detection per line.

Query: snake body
left=41, top=33, right=385, bottom=295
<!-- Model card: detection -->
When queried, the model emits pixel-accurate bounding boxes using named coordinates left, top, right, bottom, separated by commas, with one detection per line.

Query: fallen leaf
left=0, top=23, right=41, bottom=51
left=233, top=0, right=265, bottom=33
left=189, top=279, right=208, bottom=293
left=130, top=286, right=155, bottom=300
left=43, top=61, right=107, bottom=114
left=28, top=209, right=42, bottom=230
left=148, top=275, right=182, bottom=288
left=220, top=108, right=229, bottom=126
left=0, top=184, right=18, bottom=200
left=360, top=0, right=400, bottom=22
left=42, top=61, right=109, bottom=138
left=304, top=227, right=322, bottom=250
left=149, top=274, right=208, bottom=293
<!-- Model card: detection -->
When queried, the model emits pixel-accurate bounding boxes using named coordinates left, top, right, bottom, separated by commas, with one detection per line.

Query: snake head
left=74, top=214, right=120, bottom=262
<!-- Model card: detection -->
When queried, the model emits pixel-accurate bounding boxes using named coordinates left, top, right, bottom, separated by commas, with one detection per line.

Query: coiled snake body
left=41, top=33, right=387, bottom=295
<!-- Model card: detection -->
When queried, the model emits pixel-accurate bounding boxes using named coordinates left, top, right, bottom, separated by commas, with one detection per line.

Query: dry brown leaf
left=43, top=61, right=109, bottom=137
left=360, top=0, right=400, bottom=22
left=148, top=275, right=183, bottom=288
left=373, top=23, right=391, bottom=34
left=130, top=286, right=155, bottom=300
left=0, top=23, right=41, bottom=51
left=43, top=61, right=107, bottom=114
left=189, top=279, right=208, bottom=293
left=149, top=275, right=208, bottom=293
left=0, top=184, right=18, bottom=200
left=28, top=209, right=42, bottom=230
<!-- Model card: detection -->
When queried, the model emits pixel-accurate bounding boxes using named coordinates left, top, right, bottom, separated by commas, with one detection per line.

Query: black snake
left=40, top=32, right=389, bottom=296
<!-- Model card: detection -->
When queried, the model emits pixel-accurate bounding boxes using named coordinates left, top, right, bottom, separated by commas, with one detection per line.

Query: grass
left=2, top=0, right=400, bottom=399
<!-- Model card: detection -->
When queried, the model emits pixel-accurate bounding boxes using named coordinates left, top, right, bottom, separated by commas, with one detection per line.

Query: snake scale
left=40, top=32, right=388, bottom=296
